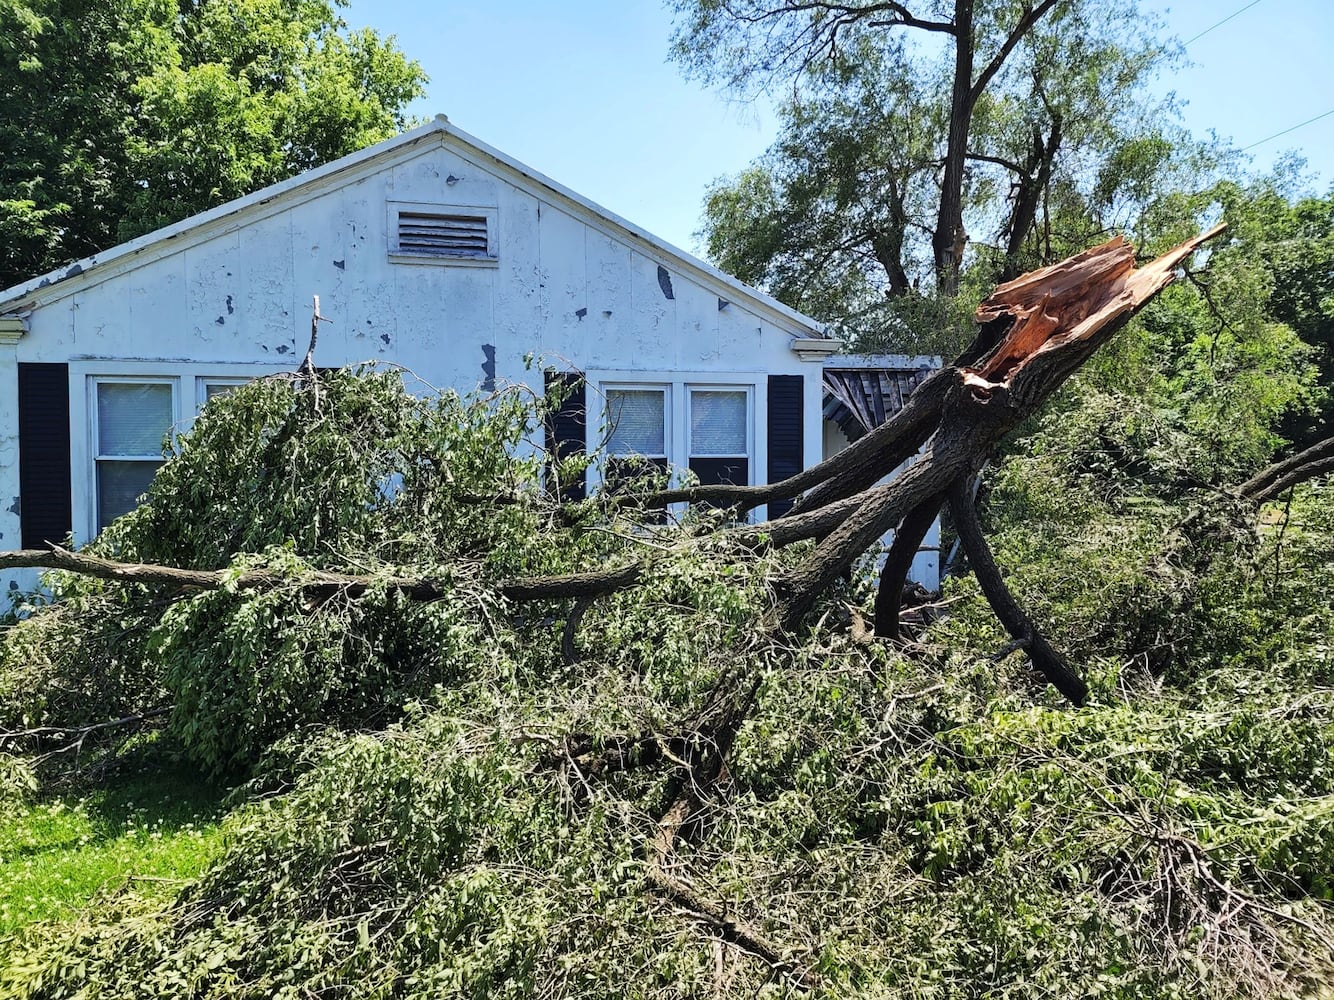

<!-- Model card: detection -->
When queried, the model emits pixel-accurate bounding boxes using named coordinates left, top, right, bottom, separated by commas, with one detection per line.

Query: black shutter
left=17, top=363, right=72, bottom=549
left=767, top=375, right=804, bottom=518
left=544, top=370, right=586, bottom=502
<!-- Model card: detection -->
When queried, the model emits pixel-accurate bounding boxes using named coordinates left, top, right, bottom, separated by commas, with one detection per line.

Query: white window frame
left=686, top=384, right=754, bottom=466
left=70, top=361, right=287, bottom=543
left=89, top=376, right=177, bottom=536
left=600, top=382, right=671, bottom=462
left=386, top=200, right=500, bottom=268
left=197, top=376, right=254, bottom=408
left=585, top=371, right=767, bottom=500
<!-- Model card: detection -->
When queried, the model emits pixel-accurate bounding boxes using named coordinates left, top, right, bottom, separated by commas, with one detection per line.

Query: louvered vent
left=396, top=211, right=491, bottom=258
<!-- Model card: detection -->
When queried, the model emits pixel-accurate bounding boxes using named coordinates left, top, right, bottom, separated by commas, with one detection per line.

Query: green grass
left=0, top=755, right=227, bottom=936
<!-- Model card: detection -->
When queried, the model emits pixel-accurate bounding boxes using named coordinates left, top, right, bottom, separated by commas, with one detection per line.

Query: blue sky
left=344, top=1, right=1334, bottom=254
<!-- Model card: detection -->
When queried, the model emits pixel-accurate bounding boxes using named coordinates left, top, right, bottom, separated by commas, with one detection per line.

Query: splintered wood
left=967, top=223, right=1227, bottom=388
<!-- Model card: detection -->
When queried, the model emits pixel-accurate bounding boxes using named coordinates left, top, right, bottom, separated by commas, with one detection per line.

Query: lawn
left=0, top=753, right=227, bottom=937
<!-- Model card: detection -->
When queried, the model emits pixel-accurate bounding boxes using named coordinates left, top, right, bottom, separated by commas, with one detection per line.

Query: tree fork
left=774, top=226, right=1227, bottom=632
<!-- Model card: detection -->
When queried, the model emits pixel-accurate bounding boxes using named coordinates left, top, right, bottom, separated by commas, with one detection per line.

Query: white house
left=0, top=116, right=938, bottom=602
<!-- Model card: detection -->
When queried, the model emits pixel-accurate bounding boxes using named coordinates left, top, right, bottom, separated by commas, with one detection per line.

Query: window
left=198, top=378, right=250, bottom=407
left=592, top=377, right=757, bottom=499
left=688, top=388, right=749, bottom=487
left=603, top=386, right=670, bottom=492
left=388, top=202, right=498, bottom=265
left=92, top=380, right=175, bottom=530
left=73, top=365, right=285, bottom=540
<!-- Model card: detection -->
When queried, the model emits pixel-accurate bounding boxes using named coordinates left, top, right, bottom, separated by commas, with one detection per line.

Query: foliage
left=0, top=364, right=1331, bottom=997
left=0, top=367, right=581, bottom=773
left=0, top=0, right=425, bottom=288
left=679, top=0, right=1210, bottom=340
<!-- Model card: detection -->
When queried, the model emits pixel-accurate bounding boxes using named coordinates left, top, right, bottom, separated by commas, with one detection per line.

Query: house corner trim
left=0, top=316, right=25, bottom=345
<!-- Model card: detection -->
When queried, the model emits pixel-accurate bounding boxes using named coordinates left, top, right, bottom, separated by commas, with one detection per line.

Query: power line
left=1182, top=0, right=1266, bottom=46
left=1240, top=107, right=1334, bottom=151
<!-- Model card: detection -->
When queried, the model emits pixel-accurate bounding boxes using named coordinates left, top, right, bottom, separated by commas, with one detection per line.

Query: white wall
left=2, top=135, right=830, bottom=601
left=16, top=140, right=810, bottom=385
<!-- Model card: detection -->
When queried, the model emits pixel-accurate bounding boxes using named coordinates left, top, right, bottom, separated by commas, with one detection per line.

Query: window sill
left=388, top=252, right=500, bottom=269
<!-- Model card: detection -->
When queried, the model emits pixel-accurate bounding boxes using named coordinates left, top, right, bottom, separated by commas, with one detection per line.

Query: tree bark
left=933, top=0, right=975, bottom=295
left=873, top=498, right=943, bottom=638
left=948, top=479, right=1088, bottom=706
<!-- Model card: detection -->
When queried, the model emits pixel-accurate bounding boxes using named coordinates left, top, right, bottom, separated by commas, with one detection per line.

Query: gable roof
left=0, top=116, right=825, bottom=338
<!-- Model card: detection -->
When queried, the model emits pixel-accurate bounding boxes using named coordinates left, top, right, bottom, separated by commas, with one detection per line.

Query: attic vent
left=388, top=203, right=498, bottom=265
left=399, top=211, right=488, bottom=255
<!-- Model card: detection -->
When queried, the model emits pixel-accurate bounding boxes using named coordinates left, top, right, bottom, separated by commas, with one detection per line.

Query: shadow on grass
left=0, top=737, right=232, bottom=935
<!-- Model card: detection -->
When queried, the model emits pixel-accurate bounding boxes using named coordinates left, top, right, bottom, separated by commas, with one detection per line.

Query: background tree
left=677, top=0, right=1210, bottom=354
left=0, top=0, right=425, bottom=289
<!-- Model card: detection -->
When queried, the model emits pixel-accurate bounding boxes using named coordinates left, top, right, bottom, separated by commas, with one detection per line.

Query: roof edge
left=0, top=115, right=826, bottom=338
left=0, top=117, right=453, bottom=311
left=434, top=119, right=824, bottom=337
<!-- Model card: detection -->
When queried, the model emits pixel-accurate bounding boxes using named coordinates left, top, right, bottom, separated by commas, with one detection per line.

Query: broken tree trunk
left=770, top=225, right=1227, bottom=634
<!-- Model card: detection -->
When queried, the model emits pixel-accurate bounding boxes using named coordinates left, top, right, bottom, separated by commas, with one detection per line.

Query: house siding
left=1, top=127, right=833, bottom=602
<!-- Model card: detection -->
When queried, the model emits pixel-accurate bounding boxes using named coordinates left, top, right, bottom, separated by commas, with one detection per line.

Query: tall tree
left=0, top=0, right=425, bottom=289
left=674, top=0, right=1189, bottom=336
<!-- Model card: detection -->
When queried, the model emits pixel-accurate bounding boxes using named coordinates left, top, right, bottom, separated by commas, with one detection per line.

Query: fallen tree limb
left=874, top=498, right=944, bottom=638
left=948, top=479, right=1088, bottom=706
left=0, top=546, right=644, bottom=605
left=1239, top=433, right=1334, bottom=504
left=629, top=367, right=952, bottom=516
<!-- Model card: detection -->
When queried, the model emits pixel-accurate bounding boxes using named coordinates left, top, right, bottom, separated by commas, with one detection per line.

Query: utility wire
left=1182, top=0, right=1266, bottom=46
left=1240, top=107, right=1334, bottom=150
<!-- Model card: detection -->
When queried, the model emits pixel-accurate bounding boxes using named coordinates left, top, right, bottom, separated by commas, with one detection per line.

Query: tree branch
left=969, top=0, right=1062, bottom=105
left=0, top=546, right=644, bottom=605
left=1239, top=434, right=1334, bottom=504
left=948, top=479, right=1087, bottom=705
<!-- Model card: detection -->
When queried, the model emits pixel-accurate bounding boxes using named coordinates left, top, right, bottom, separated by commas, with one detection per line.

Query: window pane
left=690, top=390, right=746, bottom=456
left=205, top=382, right=239, bottom=401
left=98, top=383, right=172, bottom=455
left=606, top=389, right=665, bottom=455
left=97, top=461, right=161, bottom=529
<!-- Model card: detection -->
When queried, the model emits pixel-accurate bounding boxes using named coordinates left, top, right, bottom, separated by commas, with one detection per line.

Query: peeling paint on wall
left=657, top=266, right=674, bottom=300
left=481, top=344, right=496, bottom=391
left=6, top=497, right=18, bottom=516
